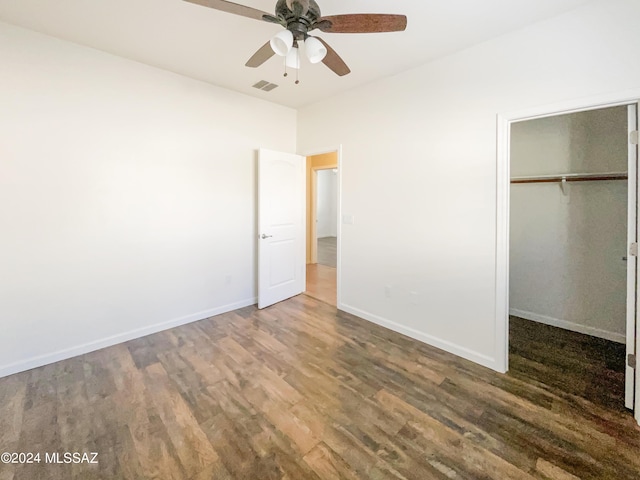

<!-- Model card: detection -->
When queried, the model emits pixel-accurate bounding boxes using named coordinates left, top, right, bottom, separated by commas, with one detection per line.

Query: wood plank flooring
left=317, top=237, right=337, bottom=268
left=1, top=296, right=639, bottom=480
left=305, top=264, right=337, bottom=306
left=509, top=315, right=627, bottom=412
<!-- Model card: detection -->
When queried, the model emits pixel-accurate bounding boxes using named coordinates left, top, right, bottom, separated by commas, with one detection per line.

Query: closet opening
left=508, top=104, right=636, bottom=412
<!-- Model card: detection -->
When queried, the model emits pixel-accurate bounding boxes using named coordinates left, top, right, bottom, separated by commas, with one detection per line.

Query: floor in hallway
left=317, top=237, right=336, bottom=268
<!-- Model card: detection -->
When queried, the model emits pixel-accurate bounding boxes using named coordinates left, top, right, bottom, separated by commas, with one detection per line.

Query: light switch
left=342, top=214, right=354, bottom=225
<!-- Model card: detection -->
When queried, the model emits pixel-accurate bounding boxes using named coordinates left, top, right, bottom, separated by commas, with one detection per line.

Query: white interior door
left=258, top=148, right=306, bottom=309
left=627, top=103, right=638, bottom=411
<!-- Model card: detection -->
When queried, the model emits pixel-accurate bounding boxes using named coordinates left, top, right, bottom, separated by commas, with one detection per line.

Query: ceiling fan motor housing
left=275, top=0, right=321, bottom=40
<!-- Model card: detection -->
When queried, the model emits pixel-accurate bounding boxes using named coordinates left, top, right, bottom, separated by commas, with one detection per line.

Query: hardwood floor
left=509, top=315, right=627, bottom=412
left=1, top=296, right=639, bottom=480
left=317, top=237, right=337, bottom=268
left=305, top=264, right=337, bottom=306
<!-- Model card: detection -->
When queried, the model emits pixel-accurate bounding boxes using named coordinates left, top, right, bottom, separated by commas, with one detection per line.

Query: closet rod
left=511, top=172, right=628, bottom=184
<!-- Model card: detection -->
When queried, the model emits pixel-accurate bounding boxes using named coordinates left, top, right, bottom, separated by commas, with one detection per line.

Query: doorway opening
left=316, top=169, right=338, bottom=269
left=507, top=104, right=636, bottom=413
left=305, top=151, right=339, bottom=306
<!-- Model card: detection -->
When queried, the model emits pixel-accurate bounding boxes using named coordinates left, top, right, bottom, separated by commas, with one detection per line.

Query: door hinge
left=630, top=243, right=638, bottom=256
left=631, top=130, right=639, bottom=145
left=628, top=353, right=637, bottom=369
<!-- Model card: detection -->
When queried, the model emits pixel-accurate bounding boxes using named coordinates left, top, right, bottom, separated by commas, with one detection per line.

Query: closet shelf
left=511, top=172, right=628, bottom=184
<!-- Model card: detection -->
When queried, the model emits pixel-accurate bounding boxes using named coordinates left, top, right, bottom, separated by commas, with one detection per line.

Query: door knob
left=261, top=234, right=273, bottom=239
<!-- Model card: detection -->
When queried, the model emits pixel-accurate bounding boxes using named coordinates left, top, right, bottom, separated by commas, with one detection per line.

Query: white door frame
left=627, top=104, right=638, bottom=410
left=303, top=145, right=342, bottom=308
left=496, top=90, right=640, bottom=424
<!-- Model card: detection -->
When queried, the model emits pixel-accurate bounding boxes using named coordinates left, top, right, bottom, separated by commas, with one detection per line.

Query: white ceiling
left=0, top=0, right=592, bottom=108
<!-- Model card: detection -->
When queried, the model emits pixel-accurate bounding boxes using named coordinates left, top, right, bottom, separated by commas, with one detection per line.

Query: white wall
left=0, top=22, right=296, bottom=377
left=316, top=169, right=338, bottom=238
left=297, top=0, right=640, bottom=370
left=510, top=108, right=628, bottom=342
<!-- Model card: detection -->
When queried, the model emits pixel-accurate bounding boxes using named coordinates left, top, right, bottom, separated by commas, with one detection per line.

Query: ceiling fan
left=183, top=0, right=407, bottom=78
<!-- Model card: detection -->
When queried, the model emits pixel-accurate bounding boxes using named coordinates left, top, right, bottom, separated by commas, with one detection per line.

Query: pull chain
left=282, top=43, right=301, bottom=84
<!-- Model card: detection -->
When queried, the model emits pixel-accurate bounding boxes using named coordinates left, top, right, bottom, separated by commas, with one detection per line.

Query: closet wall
left=510, top=106, right=628, bottom=342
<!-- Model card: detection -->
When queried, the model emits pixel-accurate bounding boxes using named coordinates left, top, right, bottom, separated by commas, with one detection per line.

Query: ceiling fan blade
left=245, top=41, right=276, bottom=68
left=316, top=38, right=350, bottom=76
left=316, top=14, right=407, bottom=33
left=183, top=0, right=272, bottom=22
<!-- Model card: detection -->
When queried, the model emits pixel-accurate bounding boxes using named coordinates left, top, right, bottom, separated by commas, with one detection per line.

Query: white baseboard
left=0, top=297, right=257, bottom=379
left=338, top=303, right=500, bottom=372
left=509, top=308, right=625, bottom=344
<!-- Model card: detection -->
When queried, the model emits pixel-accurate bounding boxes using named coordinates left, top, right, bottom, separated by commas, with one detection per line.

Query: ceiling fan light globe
left=305, top=36, right=327, bottom=64
left=285, top=47, right=300, bottom=69
left=270, top=30, right=294, bottom=56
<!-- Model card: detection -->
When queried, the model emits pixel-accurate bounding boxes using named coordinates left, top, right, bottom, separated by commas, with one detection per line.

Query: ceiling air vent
left=252, top=80, right=279, bottom=92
